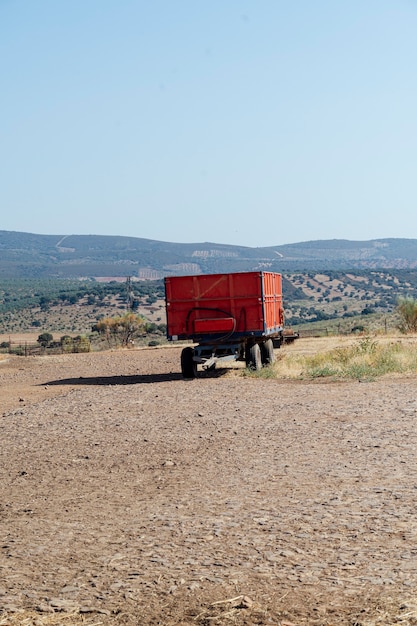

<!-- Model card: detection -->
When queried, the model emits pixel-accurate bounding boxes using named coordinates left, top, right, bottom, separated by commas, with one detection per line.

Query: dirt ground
left=1, top=342, right=417, bottom=625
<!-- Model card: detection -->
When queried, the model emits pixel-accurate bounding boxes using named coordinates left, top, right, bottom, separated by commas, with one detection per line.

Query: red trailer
left=165, top=271, right=284, bottom=377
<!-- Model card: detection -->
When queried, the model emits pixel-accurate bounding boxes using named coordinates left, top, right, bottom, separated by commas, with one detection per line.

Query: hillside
left=1, top=231, right=417, bottom=279
left=2, top=268, right=417, bottom=340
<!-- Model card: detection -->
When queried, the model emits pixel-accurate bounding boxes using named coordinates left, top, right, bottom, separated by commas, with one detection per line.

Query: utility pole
left=126, top=276, right=134, bottom=311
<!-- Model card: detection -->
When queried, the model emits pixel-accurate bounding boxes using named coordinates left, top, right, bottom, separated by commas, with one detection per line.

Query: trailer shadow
left=41, top=369, right=229, bottom=387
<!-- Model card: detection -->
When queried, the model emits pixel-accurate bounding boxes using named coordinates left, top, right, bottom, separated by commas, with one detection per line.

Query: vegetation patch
left=284, top=337, right=417, bottom=380
left=245, top=335, right=417, bottom=381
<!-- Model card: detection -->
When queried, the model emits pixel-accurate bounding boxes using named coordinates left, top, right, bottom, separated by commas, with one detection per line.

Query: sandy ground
left=1, top=343, right=417, bottom=625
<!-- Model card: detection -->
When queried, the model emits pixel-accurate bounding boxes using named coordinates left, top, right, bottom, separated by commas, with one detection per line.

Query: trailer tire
left=261, top=339, right=275, bottom=365
left=246, top=343, right=262, bottom=371
left=181, top=347, right=197, bottom=378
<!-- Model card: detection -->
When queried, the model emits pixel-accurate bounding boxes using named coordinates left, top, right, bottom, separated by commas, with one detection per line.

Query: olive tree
left=37, top=332, right=53, bottom=347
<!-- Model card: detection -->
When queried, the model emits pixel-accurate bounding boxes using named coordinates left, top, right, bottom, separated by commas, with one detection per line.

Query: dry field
left=1, top=338, right=417, bottom=625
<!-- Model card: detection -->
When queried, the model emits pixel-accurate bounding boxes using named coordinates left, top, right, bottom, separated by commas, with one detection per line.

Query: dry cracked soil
left=1, top=342, right=417, bottom=625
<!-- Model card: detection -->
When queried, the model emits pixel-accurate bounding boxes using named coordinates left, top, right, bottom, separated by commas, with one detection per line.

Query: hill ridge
left=1, top=230, right=417, bottom=278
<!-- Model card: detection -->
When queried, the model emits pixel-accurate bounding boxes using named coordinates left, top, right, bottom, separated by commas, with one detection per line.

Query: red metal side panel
left=261, top=272, right=284, bottom=331
left=165, top=271, right=283, bottom=339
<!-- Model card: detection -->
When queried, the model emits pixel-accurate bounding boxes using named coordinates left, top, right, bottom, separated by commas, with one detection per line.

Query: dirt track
left=1, top=345, right=417, bottom=625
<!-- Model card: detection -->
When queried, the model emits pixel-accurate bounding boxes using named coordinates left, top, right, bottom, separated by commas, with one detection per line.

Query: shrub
left=61, top=335, right=74, bottom=353
left=72, top=336, right=91, bottom=353
left=397, top=297, right=417, bottom=333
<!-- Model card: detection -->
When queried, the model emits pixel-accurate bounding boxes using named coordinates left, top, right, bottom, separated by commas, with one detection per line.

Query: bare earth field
left=1, top=342, right=417, bottom=625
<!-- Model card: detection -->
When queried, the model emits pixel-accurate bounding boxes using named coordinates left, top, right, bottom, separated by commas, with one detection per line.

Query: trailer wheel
left=181, top=347, right=197, bottom=378
left=246, top=343, right=262, bottom=371
left=260, top=339, right=275, bottom=365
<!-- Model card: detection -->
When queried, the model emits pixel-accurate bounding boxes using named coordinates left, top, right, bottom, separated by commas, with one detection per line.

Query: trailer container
left=165, top=271, right=284, bottom=377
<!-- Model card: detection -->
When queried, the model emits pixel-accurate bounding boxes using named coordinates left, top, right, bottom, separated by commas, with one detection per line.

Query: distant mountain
left=1, top=230, right=417, bottom=279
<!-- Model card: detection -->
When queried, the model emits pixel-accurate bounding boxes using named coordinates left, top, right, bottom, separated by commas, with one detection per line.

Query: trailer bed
left=165, top=271, right=284, bottom=343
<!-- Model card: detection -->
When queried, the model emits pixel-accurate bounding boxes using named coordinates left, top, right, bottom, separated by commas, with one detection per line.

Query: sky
left=1, top=1, right=417, bottom=247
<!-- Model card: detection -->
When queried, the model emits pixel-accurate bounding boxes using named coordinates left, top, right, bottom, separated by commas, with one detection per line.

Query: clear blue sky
left=1, top=1, right=417, bottom=247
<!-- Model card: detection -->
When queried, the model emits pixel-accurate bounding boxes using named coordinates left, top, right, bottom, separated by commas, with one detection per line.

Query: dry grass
left=2, top=597, right=417, bottom=626
left=0, top=611, right=101, bottom=626
left=248, top=334, right=417, bottom=380
left=361, top=598, right=417, bottom=626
